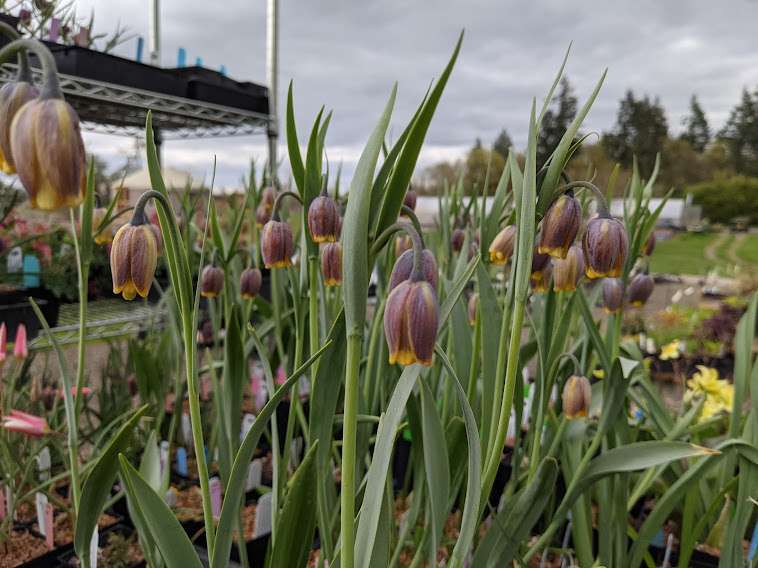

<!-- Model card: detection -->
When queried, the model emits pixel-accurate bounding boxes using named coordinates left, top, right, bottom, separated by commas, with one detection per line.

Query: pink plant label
left=0, top=485, right=5, bottom=520
left=210, top=476, right=222, bottom=518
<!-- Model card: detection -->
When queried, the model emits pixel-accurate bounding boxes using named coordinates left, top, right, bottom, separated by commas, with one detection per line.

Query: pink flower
left=2, top=410, right=50, bottom=437
left=275, top=366, right=286, bottom=385
left=0, top=323, right=7, bottom=363
left=13, top=324, right=27, bottom=359
left=59, top=386, right=93, bottom=398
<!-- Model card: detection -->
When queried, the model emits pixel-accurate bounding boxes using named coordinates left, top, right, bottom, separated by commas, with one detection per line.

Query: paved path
left=728, top=233, right=746, bottom=264
left=704, top=232, right=730, bottom=262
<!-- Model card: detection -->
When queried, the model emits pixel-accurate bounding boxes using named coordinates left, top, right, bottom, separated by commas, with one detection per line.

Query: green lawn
left=650, top=232, right=758, bottom=275
left=650, top=233, right=721, bottom=275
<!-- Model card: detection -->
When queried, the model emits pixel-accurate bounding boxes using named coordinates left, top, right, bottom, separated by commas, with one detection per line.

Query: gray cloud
left=74, top=0, right=758, bottom=187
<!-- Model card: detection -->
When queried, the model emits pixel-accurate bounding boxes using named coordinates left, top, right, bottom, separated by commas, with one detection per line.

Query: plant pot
left=54, top=523, right=145, bottom=567
left=169, top=66, right=269, bottom=113
left=0, top=291, right=59, bottom=341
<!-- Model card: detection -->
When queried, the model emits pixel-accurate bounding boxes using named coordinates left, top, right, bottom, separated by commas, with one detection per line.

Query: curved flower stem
left=557, top=180, right=610, bottom=218
left=0, top=22, right=31, bottom=82
left=0, top=38, right=62, bottom=98
left=271, top=190, right=303, bottom=219
left=137, top=188, right=217, bottom=556
left=370, top=220, right=424, bottom=278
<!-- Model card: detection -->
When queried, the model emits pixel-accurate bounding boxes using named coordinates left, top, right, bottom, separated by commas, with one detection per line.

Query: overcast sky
left=71, top=0, right=758, bottom=189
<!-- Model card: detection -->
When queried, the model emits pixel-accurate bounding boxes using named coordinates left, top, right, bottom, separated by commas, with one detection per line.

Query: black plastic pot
left=0, top=291, right=59, bottom=340
left=649, top=544, right=720, bottom=568
left=38, top=44, right=188, bottom=97
left=54, top=523, right=145, bottom=567
left=170, top=66, right=269, bottom=113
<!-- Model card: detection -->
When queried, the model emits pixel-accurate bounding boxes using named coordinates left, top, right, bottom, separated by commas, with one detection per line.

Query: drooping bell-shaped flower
left=403, top=188, right=417, bottom=212
left=451, top=228, right=466, bottom=253
left=552, top=244, right=585, bottom=292
left=240, top=267, right=262, bottom=299
left=538, top=192, right=582, bottom=259
left=627, top=272, right=654, bottom=307
left=488, top=225, right=516, bottom=265
left=562, top=375, right=591, bottom=419
left=321, top=242, right=342, bottom=286
left=0, top=79, right=38, bottom=174
left=308, top=192, right=340, bottom=243
left=200, top=265, right=224, bottom=298
left=111, top=220, right=159, bottom=301
left=467, top=293, right=478, bottom=325
left=384, top=278, right=438, bottom=366
left=530, top=261, right=552, bottom=293
left=582, top=217, right=628, bottom=279
left=602, top=278, right=624, bottom=314
left=642, top=231, right=656, bottom=256
left=261, top=218, right=294, bottom=269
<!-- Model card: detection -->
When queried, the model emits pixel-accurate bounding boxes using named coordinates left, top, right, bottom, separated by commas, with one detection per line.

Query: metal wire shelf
left=0, top=63, right=270, bottom=139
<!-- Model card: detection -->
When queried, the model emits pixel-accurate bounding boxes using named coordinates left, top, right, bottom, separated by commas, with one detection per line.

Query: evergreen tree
left=718, top=87, right=758, bottom=175
left=602, top=90, right=668, bottom=175
left=492, top=128, right=513, bottom=159
left=537, top=77, right=577, bottom=169
left=680, top=95, right=710, bottom=152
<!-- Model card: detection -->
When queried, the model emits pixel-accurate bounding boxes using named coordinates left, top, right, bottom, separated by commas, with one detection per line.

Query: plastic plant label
left=90, top=528, right=99, bottom=568
left=181, top=413, right=192, bottom=447
left=159, top=440, right=170, bottom=477
left=749, top=521, right=758, bottom=562
left=35, top=492, right=48, bottom=536
left=240, top=413, right=255, bottom=442
left=253, top=492, right=272, bottom=538
left=165, top=488, right=177, bottom=508
left=176, top=447, right=188, bottom=477
left=44, top=504, right=54, bottom=549
left=0, top=485, right=4, bottom=520
left=36, top=447, right=51, bottom=481
left=290, top=438, right=303, bottom=466
left=210, top=476, right=222, bottom=518
left=245, top=459, right=262, bottom=492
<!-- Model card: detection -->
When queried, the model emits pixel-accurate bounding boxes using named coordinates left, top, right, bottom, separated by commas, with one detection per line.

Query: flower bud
left=240, top=267, right=262, bottom=299
left=92, top=207, right=113, bottom=245
left=627, top=273, right=654, bottom=307
left=389, top=248, right=438, bottom=291
left=11, top=98, right=86, bottom=210
left=488, top=225, right=516, bottom=265
left=582, top=217, right=628, bottom=279
left=602, top=278, right=624, bottom=314
left=255, top=204, right=272, bottom=228
left=538, top=192, right=582, bottom=259
left=200, top=265, right=224, bottom=298
left=259, top=186, right=276, bottom=210
left=530, top=261, right=552, bottom=293
left=0, top=322, right=7, bottom=364
left=111, top=221, right=159, bottom=300
left=321, top=242, right=342, bottom=286
left=384, top=278, right=438, bottom=366
left=0, top=80, right=38, bottom=174
left=395, top=235, right=412, bottom=257
left=562, top=375, right=591, bottom=419
left=13, top=323, right=27, bottom=359
left=307, top=195, right=340, bottom=243
left=261, top=219, right=294, bottom=268
left=451, top=228, right=465, bottom=253
left=552, top=245, right=585, bottom=292
left=403, top=189, right=417, bottom=212
left=642, top=231, right=656, bottom=256
left=467, top=293, right=478, bottom=325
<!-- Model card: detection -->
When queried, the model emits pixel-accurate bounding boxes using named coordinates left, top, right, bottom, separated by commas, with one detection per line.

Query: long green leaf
left=342, top=85, right=397, bottom=335
left=373, top=31, right=463, bottom=238
left=286, top=81, right=305, bottom=192
left=74, top=405, right=148, bottom=565
left=211, top=340, right=332, bottom=567
left=270, top=442, right=319, bottom=567
left=119, top=456, right=202, bottom=568
left=355, top=365, right=422, bottom=568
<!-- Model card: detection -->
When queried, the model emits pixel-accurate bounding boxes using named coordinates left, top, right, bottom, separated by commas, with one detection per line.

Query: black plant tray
left=169, top=66, right=268, bottom=113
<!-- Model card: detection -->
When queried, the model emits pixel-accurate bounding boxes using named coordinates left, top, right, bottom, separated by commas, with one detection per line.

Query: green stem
left=524, top=426, right=603, bottom=562
left=308, top=256, right=320, bottom=382
left=0, top=38, right=62, bottom=99
left=341, top=333, right=362, bottom=568
left=0, top=22, right=31, bottom=82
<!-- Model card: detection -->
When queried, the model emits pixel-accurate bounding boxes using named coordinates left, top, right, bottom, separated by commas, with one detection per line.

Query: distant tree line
left=416, top=78, right=758, bottom=224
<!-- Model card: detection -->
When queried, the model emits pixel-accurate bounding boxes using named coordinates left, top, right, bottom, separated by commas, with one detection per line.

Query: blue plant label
left=749, top=520, right=758, bottom=562
left=176, top=447, right=188, bottom=477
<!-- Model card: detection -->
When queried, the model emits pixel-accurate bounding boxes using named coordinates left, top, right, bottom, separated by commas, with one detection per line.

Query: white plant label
left=36, top=447, right=51, bottom=481
left=253, top=492, right=272, bottom=537
left=160, top=440, right=170, bottom=477
left=241, top=413, right=256, bottom=442
left=35, top=492, right=48, bottom=536
left=90, top=528, right=99, bottom=568
left=246, top=458, right=262, bottom=492
left=181, top=413, right=192, bottom=448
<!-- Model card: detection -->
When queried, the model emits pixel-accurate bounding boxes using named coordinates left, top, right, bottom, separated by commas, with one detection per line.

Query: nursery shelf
left=29, top=300, right=165, bottom=350
left=0, top=63, right=269, bottom=139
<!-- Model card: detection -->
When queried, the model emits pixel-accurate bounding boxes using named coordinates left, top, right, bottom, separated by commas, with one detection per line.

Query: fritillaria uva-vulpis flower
left=602, top=278, right=624, bottom=314
left=552, top=244, right=585, bottom=292
left=110, top=196, right=159, bottom=301
left=200, top=264, right=225, bottom=298
left=488, top=224, right=516, bottom=265
left=308, top=185, right=340, bottom=244
left=627, top=272, right=654, bottom=307
left=384, top=227, right=439, bottom=367
left=562, top=375, right=592, bottom=419
left=389, top=247, right=438, bottom=291
left=583, top=212, right=628, bottom=279
left=0, top=48, right=37, bottom=175
left=321, top=242, right=342, bottom=286
left=240, top=267, right=263, bottom=299
left=538, top=190, right=582, bottom=259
